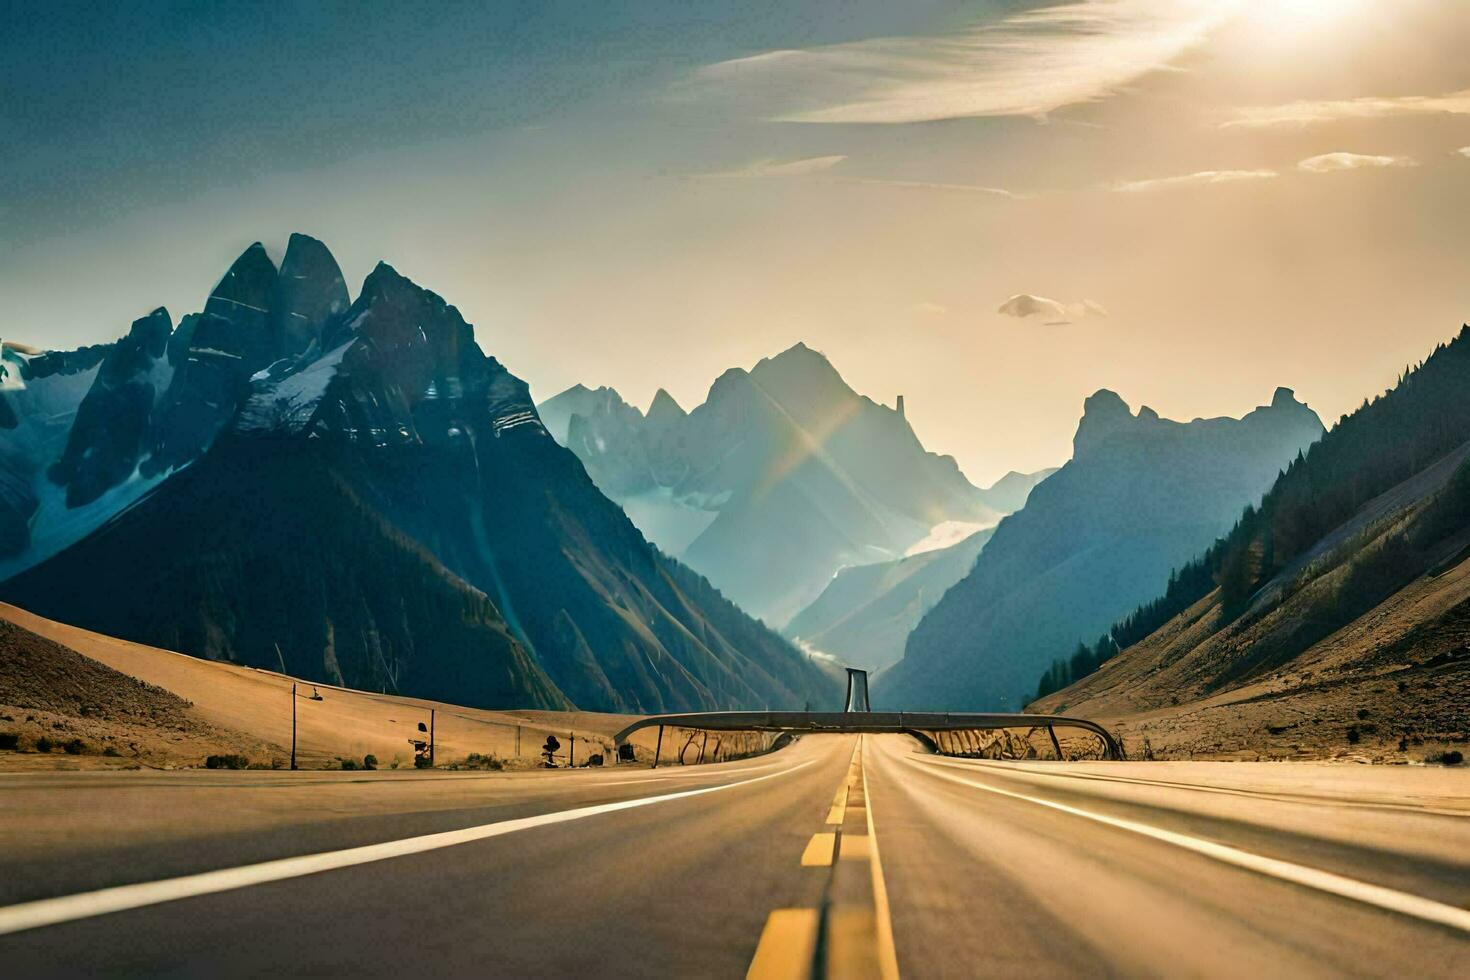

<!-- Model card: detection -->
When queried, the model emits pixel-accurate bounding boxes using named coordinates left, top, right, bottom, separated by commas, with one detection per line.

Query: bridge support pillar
left=1047, top=726, right=1064, bottom=761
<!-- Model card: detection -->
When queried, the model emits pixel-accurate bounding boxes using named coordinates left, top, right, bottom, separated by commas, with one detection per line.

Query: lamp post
left=290, top=683, right=324, bottom=771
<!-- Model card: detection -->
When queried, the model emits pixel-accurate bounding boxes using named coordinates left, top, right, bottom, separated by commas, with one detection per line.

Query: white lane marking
left=920, top=756, right=1470, bottom=818
left=589, top=759, right=795, bottom=786
left=0, top=758, right=819, bottom=937
left=904, top=758, right=1470, bottom=935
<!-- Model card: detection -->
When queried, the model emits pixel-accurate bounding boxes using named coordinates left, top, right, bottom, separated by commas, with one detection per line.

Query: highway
left=0, top=734, right=1466, bottom=977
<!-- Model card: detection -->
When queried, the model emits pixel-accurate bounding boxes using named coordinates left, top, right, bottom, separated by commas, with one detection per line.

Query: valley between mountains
left=0, top=233, right=1467, bottom=767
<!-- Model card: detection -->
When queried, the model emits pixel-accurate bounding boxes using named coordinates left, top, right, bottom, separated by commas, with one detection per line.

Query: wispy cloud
left=915, top=301, right=948, bottom=316
left=1224, top=89, right=1470, bottom=129
left=685, top=0, right=1230, bottom=125
left=1112, top=168, right=1277, bottom=192
left=1297, top=152, right=1416, bottom=173
left=699, top=155, right=848, bottom=179
left=690, top=156, right=1019, bottom=199
left=997, top=294, right=1108, bottom=325
left=1455, top=146, right=1470, bottom=159
left=837, top=177, right=1019, bottom=198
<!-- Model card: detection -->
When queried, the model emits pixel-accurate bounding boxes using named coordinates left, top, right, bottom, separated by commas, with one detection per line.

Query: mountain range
left=0, top=235, right=835, bottom=714
left=1030, top=328, right=1470, bottom=759
left=881, top=387, right=1326, bottom=711
left=538, top=351, right=1039, bottom=626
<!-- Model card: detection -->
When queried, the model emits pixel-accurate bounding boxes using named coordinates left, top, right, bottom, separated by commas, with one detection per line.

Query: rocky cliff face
left=539, top=343, right=1004, bottom=625
left=49, top=308, right=172, bottom=507
left=2, top=236, right=835, bottom=714
left=881, top=388, right=1325, bottom=711
left=0, top=235, right=354, bottom=576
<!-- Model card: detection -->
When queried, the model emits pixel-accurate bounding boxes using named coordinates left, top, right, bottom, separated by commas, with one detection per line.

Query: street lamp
left=290, top=683, right=324, bottom=771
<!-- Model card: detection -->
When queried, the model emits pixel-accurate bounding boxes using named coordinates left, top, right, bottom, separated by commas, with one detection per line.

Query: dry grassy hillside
left=0, top=603, right=674, bottom=771
left=1032, top=522, right=1470, bottom=763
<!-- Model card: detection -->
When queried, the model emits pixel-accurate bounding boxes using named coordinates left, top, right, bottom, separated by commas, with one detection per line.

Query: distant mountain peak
left=1271, top=386, right=1299, bottom=409
left=1082, top=388, right=1130, bottom=418
left=1074, top=388, right=1134, bottom=454
left=759, top=341, right=832, bottom=370
left=647, top=387, right=686, bottom=421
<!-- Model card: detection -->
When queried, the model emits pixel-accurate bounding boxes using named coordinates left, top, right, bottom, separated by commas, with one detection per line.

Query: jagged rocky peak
left=749, top=341, right=846, bottom=397
left=197, top=242, right=279, bottom=368
left=646, top=387, right=685, bottom=423
left=1073, top=388, right=1134, bottom=455
left=345, top=261, right=479, bottom=379
left=144, top=243, right=281, bottom=475
left=269, top=233, right=348, bottom=359
left=50, top=308, right=173, bottom=507
left=1271, top=386, right=1300, bottom=409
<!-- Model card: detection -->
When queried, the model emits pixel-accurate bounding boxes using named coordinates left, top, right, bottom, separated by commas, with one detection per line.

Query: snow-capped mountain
left=1, top=236, right=835, bottom=713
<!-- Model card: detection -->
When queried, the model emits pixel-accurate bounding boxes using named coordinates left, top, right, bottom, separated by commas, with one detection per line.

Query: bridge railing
left=612, top=711, right=1123, bottom=764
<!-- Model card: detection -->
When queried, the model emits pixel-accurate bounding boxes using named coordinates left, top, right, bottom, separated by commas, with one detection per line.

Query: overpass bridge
left=613, top=669, right=1123, bottom=763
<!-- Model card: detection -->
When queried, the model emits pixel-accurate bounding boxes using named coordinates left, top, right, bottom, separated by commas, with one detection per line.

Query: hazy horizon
left=6, top=0, right=1469, bottom=485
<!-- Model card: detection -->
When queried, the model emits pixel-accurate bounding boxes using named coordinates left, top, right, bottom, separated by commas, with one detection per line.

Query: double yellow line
left=748, top=737, right=900, bottom=979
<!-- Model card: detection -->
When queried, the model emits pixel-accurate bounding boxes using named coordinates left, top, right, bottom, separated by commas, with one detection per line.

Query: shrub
left=340, top=758, right=358, bottom=771
left=0, top=732, right=19, bottom=750
left=1346, top=726, right=1361, bottom=744
left=102, top=745, right=121, bottom=757
left=1428, top=749, right=1464, bottom=765
left=35, top=736, right=54, bottom=753
left=363, top=754, right=378, bottom=771
left=63, top=738, right=87, bottom=755
left=205, top=754, right=250, bottom=770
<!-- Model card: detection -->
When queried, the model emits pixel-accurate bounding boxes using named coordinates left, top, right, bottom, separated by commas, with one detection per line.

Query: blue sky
left=5, top=1, right=1470, bottom=482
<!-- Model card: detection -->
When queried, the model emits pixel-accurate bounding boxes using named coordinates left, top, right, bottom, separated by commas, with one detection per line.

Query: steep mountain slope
left=882, top=387, right=1324, bottom=711
left=1030, top=328, right=1470, bottom=760
left=786, top=526, right=995, bottom=672
left=539, top=345, right=1003, bottom=625
left=2, top=237, right=834, bottom=714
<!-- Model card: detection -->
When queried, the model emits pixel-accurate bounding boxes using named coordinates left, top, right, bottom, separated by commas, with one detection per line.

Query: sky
left=4, top=0, right=1470, bottom=485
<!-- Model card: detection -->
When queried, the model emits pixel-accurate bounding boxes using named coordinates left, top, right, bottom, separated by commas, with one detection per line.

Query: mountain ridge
left=881, top=385, right=1324, bottom=711
left=1, top=236, right=835, bottom=714
left=538, top=342, right=1014, bottom=626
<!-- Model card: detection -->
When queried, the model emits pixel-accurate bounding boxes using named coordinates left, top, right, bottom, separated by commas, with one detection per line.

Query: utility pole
left=429, top=709, right=436, bottom=768
left=515, top=725, right=522, bottom=758
left=653, top=725, right=664, bottom=769
left=569, top=731, right=575, bottom=768
left=290, top=683, right=298, bottom=771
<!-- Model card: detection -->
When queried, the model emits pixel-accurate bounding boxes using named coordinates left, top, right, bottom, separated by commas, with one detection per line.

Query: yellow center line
left=748, top=908, right=820, bottom=980
left=801, top=832, right=837, bottom=867
left=748, top=737, right=900, bottom=979
left=827, top=784, right=850, bottom=825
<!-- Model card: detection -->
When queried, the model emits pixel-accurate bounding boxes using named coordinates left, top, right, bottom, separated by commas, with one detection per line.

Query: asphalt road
left=0, top=735, right=1466, bottom=977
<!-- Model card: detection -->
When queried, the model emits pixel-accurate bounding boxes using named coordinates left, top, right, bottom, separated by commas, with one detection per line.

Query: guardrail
left=612, top=711, right=1122, bottom=764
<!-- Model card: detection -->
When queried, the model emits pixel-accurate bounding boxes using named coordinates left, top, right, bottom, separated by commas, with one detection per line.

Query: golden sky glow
left=6, top=1, right=1469, bottom=484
